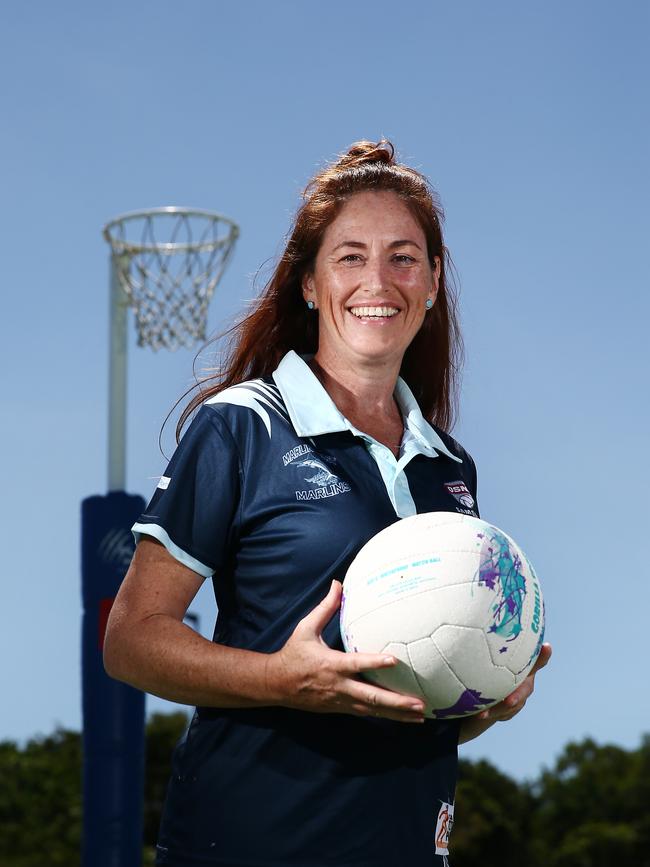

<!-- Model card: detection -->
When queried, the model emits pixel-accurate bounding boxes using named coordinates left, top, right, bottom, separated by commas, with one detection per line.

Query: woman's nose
left=362, top=258, right=388, bottom=294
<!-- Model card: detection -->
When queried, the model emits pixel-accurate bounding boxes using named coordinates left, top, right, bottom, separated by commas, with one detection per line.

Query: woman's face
left=302, top=190, right=439, bottom=373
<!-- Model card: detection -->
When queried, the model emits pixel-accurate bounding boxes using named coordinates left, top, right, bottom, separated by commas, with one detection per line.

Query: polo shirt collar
left=272, top=350, right=461, bottom=463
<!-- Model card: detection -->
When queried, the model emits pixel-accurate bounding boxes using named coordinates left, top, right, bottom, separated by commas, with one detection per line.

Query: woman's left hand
left=480, top=642, right=552, bottom=722
left=458, top=643, right=552, bottom=743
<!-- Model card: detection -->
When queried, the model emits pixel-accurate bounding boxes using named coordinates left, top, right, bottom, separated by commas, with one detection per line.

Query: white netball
left=340, top=512, right=545, bottom=718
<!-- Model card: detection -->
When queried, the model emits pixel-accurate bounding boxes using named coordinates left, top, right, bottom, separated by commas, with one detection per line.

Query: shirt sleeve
left=132, top=406, right=241, bottom=578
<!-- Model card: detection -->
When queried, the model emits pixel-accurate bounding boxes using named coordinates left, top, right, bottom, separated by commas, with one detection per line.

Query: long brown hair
left=177, top=140, right=462, bottom=440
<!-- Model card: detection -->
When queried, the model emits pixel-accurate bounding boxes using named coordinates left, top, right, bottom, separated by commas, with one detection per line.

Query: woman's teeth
left=349, top=306, right=399, bottom=318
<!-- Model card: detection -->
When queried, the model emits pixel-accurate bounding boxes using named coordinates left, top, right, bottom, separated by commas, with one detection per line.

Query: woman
left=104, top=140, right=550, bottom=866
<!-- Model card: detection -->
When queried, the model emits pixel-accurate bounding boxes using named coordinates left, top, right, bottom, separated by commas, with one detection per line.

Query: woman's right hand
left=267, top=580, right=426, bottom=723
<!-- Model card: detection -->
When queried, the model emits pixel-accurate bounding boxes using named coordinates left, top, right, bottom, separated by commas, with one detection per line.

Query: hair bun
left=337, top=139, right=396, bottom=169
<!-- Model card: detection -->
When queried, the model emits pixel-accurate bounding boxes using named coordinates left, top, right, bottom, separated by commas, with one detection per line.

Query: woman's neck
left=308, top=353, right=404, bottom=453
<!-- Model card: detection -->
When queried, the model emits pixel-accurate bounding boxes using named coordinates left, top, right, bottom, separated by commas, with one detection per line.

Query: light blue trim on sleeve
left=132, top=522, right=214, bottom=578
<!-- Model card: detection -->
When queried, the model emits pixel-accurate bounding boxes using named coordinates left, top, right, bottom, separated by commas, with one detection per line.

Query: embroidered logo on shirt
left=297, top=458, right=340, bottom=487
left=444, top=480, right=475, bottom=509
left=283, top=448, right=351, bottom=501
left=435, top=801, right=454, bottom=856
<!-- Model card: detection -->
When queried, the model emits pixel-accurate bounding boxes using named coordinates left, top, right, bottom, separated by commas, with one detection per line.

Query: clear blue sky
left=1, top=1, right=648, bottom=781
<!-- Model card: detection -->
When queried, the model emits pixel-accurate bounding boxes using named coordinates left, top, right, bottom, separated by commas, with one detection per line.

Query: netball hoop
left=102, top=207, right=239, bottom=490
left=103, top=207, right=239, bottom=351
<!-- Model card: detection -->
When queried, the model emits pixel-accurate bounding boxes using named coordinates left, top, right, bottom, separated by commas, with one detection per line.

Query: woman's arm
left=104, top=537, right=271, bottom=707
left=458, top=644, right=552, bottom=743
left=103, top=538, right=427, bottom=723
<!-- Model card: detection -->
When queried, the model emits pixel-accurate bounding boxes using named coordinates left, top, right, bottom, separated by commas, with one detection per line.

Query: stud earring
left=425, top=298, right=434, bottom=309
left=307, top=300, right=315, bottom=310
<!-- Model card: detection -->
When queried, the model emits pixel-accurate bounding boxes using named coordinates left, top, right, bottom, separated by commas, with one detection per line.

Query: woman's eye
left=393, top=254, right=415, bottom=264
left=340, top=254, right=362, bottom=263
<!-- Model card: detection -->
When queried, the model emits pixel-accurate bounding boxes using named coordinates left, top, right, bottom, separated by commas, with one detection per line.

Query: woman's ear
left=430, top=256, right=441, bottom=304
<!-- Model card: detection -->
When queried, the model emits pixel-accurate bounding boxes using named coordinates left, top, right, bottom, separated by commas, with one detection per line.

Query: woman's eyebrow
left=331, top=240, right=366, bottom=251
left=388, top=239, right=423, bottom=251
left=331, top=239, right=423, bottom=252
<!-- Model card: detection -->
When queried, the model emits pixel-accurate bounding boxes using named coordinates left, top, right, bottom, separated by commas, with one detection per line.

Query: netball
left=340, top=512, right=545, bottom=718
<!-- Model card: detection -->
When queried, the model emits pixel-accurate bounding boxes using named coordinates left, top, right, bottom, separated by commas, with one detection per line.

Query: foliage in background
left=0, top=715, right=649, bottom=867
left=532, top=735, right=650, bottom=867
left=452, top=735, right=650, bottom=867
left=0, top=729, right=82, bottom=867
left=452, top=758, right=537, bottom=865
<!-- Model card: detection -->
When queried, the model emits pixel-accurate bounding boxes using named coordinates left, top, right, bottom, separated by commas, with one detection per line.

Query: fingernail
left=383, top=657, right=396, bottom=665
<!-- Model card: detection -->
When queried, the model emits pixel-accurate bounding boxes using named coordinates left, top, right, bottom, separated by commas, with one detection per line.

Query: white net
left=103, top=207, right=239, bottom=351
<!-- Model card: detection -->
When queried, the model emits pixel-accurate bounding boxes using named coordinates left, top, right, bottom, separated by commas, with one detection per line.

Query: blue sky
left=1, top=1, right=648, bottom=781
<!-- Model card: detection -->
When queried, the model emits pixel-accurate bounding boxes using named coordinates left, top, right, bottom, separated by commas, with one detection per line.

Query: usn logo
left=444, top=480, right=477, bottom=515
left=282, top=446, right=351, bottom=501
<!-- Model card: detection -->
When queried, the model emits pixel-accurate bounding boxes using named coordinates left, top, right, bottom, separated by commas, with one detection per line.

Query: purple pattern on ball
left=475, top=529, right=527, bottom=641
left=433, top=688, right=496, bottom=718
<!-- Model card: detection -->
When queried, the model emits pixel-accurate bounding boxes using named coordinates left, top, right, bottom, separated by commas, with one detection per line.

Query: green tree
left=0, top=729, right=82, bottom=867
left=451, top=757, right=537, bottom=866
left=532, top=735, right=650, bottom=867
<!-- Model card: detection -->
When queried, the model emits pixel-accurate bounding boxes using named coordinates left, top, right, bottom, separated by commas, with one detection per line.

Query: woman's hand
left=268, top=580, right=426, bottom=723
left=459, top=643, right=552, bottom=743
left=479, top=642, right=552, bottom=722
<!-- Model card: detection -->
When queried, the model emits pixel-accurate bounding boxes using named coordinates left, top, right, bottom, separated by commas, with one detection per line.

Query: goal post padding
left=81, top=491, right=146, bottom=866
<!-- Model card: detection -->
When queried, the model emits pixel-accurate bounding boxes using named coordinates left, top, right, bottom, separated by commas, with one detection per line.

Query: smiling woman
left=103, top=140, right=550, bottom=867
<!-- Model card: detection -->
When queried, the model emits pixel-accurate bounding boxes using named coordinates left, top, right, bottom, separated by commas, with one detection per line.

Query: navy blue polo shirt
left=134, top=351, right=480, bottom=867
